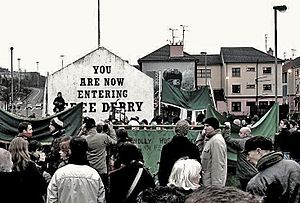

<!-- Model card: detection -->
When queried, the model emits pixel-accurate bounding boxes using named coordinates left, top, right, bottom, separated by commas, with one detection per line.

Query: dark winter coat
left=247, top=152, right=300, bottom=203
left=108, top=162, right=155, bottom=203
left=158, top=136, right=200, bottom=186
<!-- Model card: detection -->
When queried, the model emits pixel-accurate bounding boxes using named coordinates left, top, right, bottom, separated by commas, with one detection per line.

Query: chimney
left=170, top=44, right=184, bottom=57
left=267, top=48, right=274, bottom=56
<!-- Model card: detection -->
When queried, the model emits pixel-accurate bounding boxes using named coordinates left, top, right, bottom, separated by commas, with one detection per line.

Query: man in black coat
left=158, top=119, right=200, bottom=186
left=53, top=92, right=65, bottom=113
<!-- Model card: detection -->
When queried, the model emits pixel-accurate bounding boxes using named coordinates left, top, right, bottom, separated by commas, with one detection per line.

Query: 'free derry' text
left=65, top=65, right=144, bottom=113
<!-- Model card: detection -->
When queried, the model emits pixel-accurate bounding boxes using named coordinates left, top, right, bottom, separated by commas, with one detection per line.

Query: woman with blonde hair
left=168, top=158, right=202, bottom=195
left=9, top=137, right=47, bottom=203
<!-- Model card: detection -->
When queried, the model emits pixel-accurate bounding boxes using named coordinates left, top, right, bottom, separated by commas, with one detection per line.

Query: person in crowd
left=17, top=121, right=33, bottom=140
left=109, top=128, right=134, bottom=170
left=158, top=119, right=200, bottom=186
left=140, top=119, right=149, bottom=129
left=222, top=124, right=258, bottom=191
left=47, top=117, right=65, bottom=175
left=289, top=119, right=298, bottom=133
left=53, top=91, right=65, bottom=113
left=82, top=117, right=117, bottom=190
left=274, top=119, right=291, bottom=159
left=233, top=118, right=242, bottom=128
left=290, top=122, right=300, bottom=164
left=136, top=186, right=186, bottom=203
left=9, top=137, right=47, bottom=203
left=196, top=117, right=227, bottom=186
left=168, top=158, right=202, bottom=196
left=241, top=119, right=248, bottom=127
left=0, top=148, right=15, bottom=198
left=245, top=136, right=300, bottom=203
left=28, top=112, right=36, bottom=118
left=47, top=137, right=106, bottom=203
left=248, top=115, right=259, bottom=128
left=28, top=140, right=47, bottom=171
left=128, top=116, right=140, bottom=130
left=57, top=135, right=72, bottom=168
left=108, top=142, right=155, bottom=203
left=185, top=186, right=262, bottom=203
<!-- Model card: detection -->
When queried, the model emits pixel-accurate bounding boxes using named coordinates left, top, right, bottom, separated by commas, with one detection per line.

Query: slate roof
left=282, top=57, right=300, bottom=71
left=138, top=44, right=198, bottom=64
left=221, top=47, right=283, bottom=63
left=193, top=54, right=222, bottom=66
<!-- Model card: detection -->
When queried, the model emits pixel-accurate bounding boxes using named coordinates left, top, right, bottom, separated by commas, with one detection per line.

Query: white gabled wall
left=45, top=47, right=154, bottom=122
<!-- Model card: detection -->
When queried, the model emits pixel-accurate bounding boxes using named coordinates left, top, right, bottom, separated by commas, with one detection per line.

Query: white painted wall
left=44, top=47, right=154, bottom=122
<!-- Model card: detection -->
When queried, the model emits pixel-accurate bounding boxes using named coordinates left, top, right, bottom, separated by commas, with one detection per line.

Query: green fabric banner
left=0, top=103, right=83, bottom=143
left=128, top=129, right=199, bottom=175
left=161, top=79, right=213, bottom=110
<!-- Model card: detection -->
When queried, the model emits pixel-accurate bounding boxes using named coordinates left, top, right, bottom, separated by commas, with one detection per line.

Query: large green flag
left=0, top=103, right=83, bottom=143
left=161, top=79, right=213, bottom=110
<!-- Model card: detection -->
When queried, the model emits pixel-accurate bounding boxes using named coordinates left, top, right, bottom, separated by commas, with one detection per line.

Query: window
left=232, top=102, right=241, bottom=112
left=283, top=85, right=287, bottom=97
left=246, top=84, right=255, bottom=89
left=232, top=85, right=241, bottom=93
left=263, top=84, right=272, bottom=91
left=263, top=67, right=272, bottom=74
left=197, top=69, right=211, bottom=78
left=246, top=67, right=255, bottom=72
left=259, top=101, right=268, bottom=107
left=232, top=68, right=240, bottom=77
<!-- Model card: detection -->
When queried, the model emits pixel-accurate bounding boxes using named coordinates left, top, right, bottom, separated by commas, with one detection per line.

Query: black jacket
left=158, top=136, right=200, bottom=186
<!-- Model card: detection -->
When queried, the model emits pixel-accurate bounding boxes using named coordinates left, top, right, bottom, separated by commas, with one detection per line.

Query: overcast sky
left=0, top=0, right=298, bottom=76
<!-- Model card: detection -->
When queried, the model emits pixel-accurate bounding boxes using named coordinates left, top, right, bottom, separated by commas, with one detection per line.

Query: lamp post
left=273, top=5, right=287, bottom=102
left=10, top=47, right=14, bottom=112
left=60, top=54, right=64, bottom=68
left=17, top=58, right=21, bottom=92
left=201, top=52, right=207, bottom=86
left=288, top=68, right=292, bottom=118
left=36, top=61, right=39, bottom=87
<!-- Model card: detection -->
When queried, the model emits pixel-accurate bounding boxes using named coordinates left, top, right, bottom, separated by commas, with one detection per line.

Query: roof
left=138, top=44, right=197, bottom=64
left=282, top=57, right=300, bottom=71
left=221, top=47, right=283, bottom=63
left=193, top=54, right=222, bottom=65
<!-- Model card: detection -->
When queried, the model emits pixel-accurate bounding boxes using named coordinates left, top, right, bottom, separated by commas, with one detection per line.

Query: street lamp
left=60, top=54, right=64, bottom=68
left=10, top=47, right=14, bottom=112
left=200, top=52, right=207, bottom=86
left=273, top=5, right=287, bottom=102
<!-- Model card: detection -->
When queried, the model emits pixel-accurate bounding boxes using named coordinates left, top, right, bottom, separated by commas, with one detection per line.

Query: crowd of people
left=1, top=114, right=300, bottom=203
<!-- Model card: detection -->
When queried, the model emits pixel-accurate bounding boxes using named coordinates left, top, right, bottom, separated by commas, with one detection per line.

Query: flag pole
left=158, top=71, right=162, bottom=116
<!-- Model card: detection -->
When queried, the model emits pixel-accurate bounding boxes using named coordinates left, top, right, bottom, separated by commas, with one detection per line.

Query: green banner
left=0, top=103, right=83, bottom=143
left=161, top=79, right=213, bottom=110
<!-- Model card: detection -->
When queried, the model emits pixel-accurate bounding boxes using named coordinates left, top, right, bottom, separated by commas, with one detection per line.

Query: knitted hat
left=204, top=117, right=219, bottom=130
left=52, top=117, right=63, bottom=128
left=175, top=120, right=190, bottom=136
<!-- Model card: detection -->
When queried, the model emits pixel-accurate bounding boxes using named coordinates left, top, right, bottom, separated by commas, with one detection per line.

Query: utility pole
left=60, top=55, right=64, bottom=68
left=17, top=58, right=21, bottom=92
left=180, top=25, right=188, bottom=45
left=169, top=28, right=178, bottom=45
left=98, top=0, right=101, bottom=47
left=265, top=34, right=268, bottom=52
left=36, top=61, right=39, bottom=87
left=10, top=47, right=14, bottom=112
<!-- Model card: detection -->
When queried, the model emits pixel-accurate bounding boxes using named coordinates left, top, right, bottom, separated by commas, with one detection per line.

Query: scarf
left=256, top=151, right=283, bottom=171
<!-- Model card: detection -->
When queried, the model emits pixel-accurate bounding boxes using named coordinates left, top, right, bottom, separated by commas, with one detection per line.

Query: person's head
left=57, top=92, right=62, bottom=97
left=233, top=118, right=241, bottom=127
left=203, top=117, right=219, bottom=134
left=185, top=186, right=261, bottom=203
left=117, top=142, right=143, bottom=166
left=28, top=140, right=41, bottom=153
left=289, top=119, right=297, bottom=129
left=175, top=120, right=190, bottom=136
left=251, top=115, right=259, bottom=124
left=244, top=136, right=273, bottom=166
left=83, top=117, right=96, bottom=130
left=49, top=117, right=63, bottom=133
left=59, top=135, right=72, bottom=161
left=68, top=137, right=89, bottom=165
left=137, top=186, right=186, bottom=203
left=18, top=121, right=33, bottom=138
left=279, top=119, right=290, bottom=130
left=239, top=127, right=251, bottom=138
left=141, top=119, right=148, bottom=125
left=0, top=148, right=13, bottom=172
left=168, top=158, right=202, bottom=191
left=116, top=128, right=131, bottom=142
left=8, top=137, right=31, bottom=171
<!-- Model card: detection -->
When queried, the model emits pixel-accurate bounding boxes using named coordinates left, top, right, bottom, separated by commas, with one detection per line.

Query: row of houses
left=137, top=43, right=299, bottom=118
